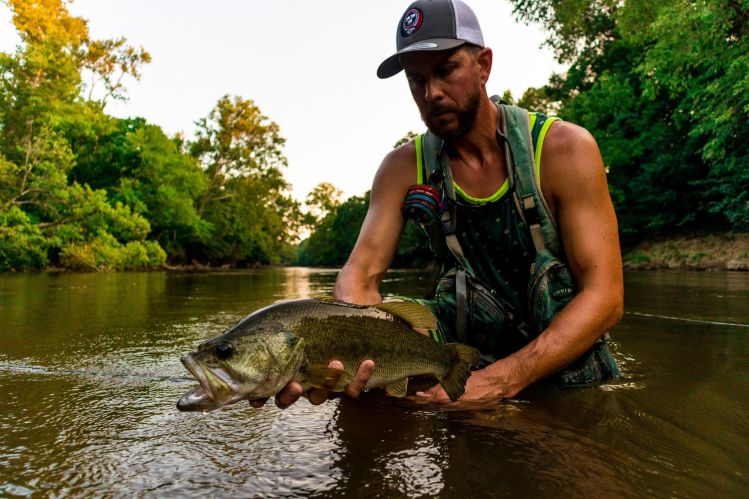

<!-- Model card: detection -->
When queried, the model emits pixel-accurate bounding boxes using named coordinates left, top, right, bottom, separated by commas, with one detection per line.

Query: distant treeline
left=296, top=191, right=432, bottom=268
left=1, top=0, right=747, bottom=271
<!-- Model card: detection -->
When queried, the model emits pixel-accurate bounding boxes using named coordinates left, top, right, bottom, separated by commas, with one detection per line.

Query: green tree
left=52, top=184, right=165, bottom=271
left=304, top=181, right=343, bottom=225
left=0, top=205, right=48, bottom=269
left=628, top=0, right=749, bottom=228
left=69, top=116, right=209, bottom=261
left=510, top=0, right=749, bottom=236
left=0, top=0, right=161, bottom=270
left=189, top=95, right=301, bottom=265
left=516, top=86, right=560, bottom=116
left=298, top=192, right=370, bottom=266
left=393, top=130, right=417, bottom=148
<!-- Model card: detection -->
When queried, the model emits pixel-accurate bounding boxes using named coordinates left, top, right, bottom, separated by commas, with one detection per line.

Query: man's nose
left=424, top=79, right=444, bottom=103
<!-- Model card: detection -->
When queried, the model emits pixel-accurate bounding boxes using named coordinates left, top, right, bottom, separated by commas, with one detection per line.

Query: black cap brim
left=376, top=38, right=468, bottom=79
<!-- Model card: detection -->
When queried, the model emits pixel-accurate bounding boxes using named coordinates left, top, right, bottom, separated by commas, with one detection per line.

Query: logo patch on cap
left=401, top=8, right=423, bottom=37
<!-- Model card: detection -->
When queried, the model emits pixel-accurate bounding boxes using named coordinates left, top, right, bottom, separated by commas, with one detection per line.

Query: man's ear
left=477, top=47, right=493, bottom=85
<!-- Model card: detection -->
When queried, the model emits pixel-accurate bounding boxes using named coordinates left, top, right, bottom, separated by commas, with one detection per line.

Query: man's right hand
left=248, top=359, right=375, bottom=409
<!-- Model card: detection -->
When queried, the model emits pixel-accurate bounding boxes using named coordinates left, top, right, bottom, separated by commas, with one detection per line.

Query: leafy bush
left=60, top=233, right=165, bottom=271
left=0, top=206, right=49, bottom=270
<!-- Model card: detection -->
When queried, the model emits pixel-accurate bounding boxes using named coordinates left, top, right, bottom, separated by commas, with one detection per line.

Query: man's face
left=401, top=47, right=484, bottom=140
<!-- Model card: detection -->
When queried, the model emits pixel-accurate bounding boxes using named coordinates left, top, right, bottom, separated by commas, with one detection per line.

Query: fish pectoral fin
left=385, top=378, right=409, bottom=398
left=304, top=366, right=353, bottom=392
left=376, top=301, right=437, bottom=330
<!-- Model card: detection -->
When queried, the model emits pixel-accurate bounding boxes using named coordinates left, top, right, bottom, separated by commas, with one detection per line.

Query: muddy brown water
left=1, top=268, right=747, bottom=497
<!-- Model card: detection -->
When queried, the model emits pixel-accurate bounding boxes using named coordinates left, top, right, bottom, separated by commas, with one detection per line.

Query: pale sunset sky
left=0, top=0, right=564, bottom=201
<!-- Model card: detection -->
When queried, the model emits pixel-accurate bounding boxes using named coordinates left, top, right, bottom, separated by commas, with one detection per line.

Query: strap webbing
left=421, top=132, right=473, bottom=341
left=422, top=132, right=475, bottom=276
left=455, top=268, right=468, bottom=343
left=522, top=194, right=546, bottom=252
left=497, top=101, right=561, bottom=255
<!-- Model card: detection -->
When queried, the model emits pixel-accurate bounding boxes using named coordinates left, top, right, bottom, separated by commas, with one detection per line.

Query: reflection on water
left=1, top=268, right=748, bottom=497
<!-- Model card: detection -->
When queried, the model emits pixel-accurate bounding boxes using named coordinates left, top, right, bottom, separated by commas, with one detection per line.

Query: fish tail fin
left=438, top=344, right=482, bottom=402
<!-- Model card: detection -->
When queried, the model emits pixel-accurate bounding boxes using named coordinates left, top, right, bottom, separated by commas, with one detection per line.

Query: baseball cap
left=377, top=0, right=484, bottom=79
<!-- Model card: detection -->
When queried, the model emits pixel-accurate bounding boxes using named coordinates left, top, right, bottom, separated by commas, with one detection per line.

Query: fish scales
left=293, top=314, right=454, bottom=388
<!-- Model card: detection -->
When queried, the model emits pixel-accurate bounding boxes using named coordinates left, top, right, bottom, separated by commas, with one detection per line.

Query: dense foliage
left=296, top=190, right=431, bottom=268
left=0, top=0, right=303, bottom=270
left=510, top=0, right=749, bottom=240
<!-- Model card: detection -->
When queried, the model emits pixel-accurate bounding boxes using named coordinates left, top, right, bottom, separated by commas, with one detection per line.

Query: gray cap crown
left=377, top=0, right=484, bottom=79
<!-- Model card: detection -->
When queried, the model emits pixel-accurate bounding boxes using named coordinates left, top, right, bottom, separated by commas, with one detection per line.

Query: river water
left=0, top=268, right=747, bottom=497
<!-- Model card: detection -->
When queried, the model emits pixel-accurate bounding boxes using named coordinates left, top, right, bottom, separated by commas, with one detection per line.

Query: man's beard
left=422, top=89, right=482, bottom=140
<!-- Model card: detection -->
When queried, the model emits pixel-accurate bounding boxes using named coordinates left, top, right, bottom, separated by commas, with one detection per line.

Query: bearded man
left=263, top=0, right=623, bottom=409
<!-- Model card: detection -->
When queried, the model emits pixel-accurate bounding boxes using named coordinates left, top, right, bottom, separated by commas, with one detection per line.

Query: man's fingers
left=308, top=359, right=344, bottom=405
left=263, top=359, right=373, bottom=408
left=307, top=388, right=331, bottom=405
left=414, top=383, right=451, bottom=403
left=249, top=398, right=268, bottom=408
left=328, top=360, right=344, bottom=370
left=345, top=359, right=375, bottom=398
left=274, top=382, right=303, bottom=409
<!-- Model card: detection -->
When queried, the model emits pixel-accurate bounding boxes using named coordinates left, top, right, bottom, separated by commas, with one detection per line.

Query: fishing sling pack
left=499, top=101, right=577, bottom=334
left=413, top=99, right=577, bottom=344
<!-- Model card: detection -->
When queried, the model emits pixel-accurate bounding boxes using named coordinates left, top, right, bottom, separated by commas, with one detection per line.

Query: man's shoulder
left=539, top=120, right=605, bottom=205
left=542, top=120, right=598, bottom=158
left=376, top=138, right=418, bottom=182
left=368, top=138, right=420, bottom=203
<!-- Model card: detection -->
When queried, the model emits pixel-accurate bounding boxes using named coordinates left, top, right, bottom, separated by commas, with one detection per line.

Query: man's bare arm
left=334, top=142, right=418, bottom=303
left=496, top=122, right=623, bottom=393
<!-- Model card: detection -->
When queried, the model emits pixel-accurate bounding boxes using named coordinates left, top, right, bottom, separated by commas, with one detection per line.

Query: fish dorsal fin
left=312, top=296, right=370, bottom=309
left=375, top=301, right=437, bottom=329
left=385, top=378, right=408, bottom=398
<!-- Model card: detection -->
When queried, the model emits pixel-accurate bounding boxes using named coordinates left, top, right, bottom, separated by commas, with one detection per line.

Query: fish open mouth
left=177, top=384, right=218, bottom=412
left=180, top=354, right=243, bottom=409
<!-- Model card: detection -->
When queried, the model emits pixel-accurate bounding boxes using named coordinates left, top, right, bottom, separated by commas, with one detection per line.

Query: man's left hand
left=414, top=368, right=509, bottom=404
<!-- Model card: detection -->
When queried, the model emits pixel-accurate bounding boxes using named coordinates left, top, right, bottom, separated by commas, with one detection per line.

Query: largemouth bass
left=177, top=298, right=480, bottom=411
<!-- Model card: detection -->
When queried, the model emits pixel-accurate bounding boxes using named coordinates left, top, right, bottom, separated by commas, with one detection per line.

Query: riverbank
left=622, top=233, right=749, bottom=271
left=7, top=234, right=748, bottom=273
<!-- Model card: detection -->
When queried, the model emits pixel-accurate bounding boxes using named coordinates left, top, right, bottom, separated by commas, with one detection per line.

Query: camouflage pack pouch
left=556, top=340, right=620, bottom=385
left=527, top=250, right=621, bottom=384
left=527, top=248, right=576, bottom=334
left=436, top=268, right=534, bottom=360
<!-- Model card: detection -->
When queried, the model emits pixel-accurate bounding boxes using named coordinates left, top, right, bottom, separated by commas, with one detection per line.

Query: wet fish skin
left=177, top=298, right=480, bottom=411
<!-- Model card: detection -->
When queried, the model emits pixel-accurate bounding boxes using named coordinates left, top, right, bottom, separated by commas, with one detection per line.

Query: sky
left=0, top=0, right=564, bottom=201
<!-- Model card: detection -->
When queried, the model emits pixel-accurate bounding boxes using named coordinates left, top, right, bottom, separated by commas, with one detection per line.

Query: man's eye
left=407, top=78, right=425, bottom=89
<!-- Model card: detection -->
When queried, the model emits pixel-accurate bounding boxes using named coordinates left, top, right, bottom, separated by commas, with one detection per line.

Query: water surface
left=1, top=268, right=747, bottom=497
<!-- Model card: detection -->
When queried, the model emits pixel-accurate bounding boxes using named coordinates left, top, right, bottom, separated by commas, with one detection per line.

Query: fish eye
left=215, top=342, right=233, bottom=360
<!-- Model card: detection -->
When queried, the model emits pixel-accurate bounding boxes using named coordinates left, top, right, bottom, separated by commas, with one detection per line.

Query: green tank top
left=417, top=112, right=560, bottom=319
